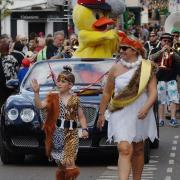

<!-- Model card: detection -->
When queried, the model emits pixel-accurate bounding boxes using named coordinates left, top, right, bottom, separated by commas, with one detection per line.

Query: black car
left=0, top=58, right=158, bottom=164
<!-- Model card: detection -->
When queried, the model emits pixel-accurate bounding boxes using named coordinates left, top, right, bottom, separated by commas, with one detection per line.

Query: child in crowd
left=31, top=66, right=88, bottom=180
left=17, top=58, right=30, bottom=83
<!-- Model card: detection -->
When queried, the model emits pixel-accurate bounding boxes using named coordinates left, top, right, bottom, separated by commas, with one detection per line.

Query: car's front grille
left=99, top=137, right=116, bottom=147
left=81, top=104, right=98, bottom=124
left=79, top=138, right=92, bottom=147
left=11, top=136, right=39, bottom=148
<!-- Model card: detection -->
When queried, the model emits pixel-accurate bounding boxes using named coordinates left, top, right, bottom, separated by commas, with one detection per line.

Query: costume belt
left=56, top=119, right=77, bottom=130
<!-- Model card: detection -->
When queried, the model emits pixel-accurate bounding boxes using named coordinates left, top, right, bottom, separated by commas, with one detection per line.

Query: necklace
left=120, top=56, right=142, bottom=69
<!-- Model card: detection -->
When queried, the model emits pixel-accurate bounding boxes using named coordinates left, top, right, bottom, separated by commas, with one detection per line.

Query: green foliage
left=0, top=0, right=14, bottom=20
left=123, top=11, right=135, bottom=30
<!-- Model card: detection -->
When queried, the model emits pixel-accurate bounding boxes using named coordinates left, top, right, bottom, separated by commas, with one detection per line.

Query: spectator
left=47, top=31, right=65, bottom=59
left=11, top=41, right=25, bottom=68
left=17, top=58, right=30, bottom=83
left=19, top=35, right=29, bottom=54
left=141, top=24, right=149, bottom=41
left=0, top=34, right=19, bottom=108
left=36, top=34, right=54, bottom=61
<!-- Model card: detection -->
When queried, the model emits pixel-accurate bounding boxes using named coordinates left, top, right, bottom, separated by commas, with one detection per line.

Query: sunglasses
left=120, top=46, right=130, bottom=51
left=162, top=39, right=172, bottom=43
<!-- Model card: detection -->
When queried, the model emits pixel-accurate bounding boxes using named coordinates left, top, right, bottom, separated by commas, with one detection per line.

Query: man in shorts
left=150, top=33, right=180, bottom=127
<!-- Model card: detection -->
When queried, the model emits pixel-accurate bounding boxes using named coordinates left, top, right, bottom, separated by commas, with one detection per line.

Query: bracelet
left=98, top=112, right=104, bottom=116
left=82, top=128, right=88, bottom=132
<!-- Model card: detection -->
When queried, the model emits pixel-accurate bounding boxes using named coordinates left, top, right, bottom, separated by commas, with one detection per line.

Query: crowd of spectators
left=0, top=23, right=179, bottom=122
left=0, top=31, right=79, bottom=109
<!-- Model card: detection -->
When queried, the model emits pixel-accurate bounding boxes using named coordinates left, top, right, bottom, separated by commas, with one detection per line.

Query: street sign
left=47, top=17, right=68, bottom=22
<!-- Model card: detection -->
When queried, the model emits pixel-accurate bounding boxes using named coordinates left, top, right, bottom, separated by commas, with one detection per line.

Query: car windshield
left=22, top=59, right=115, bottom=92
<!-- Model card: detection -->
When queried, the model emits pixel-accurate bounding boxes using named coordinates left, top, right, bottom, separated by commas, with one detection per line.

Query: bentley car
left=0, top=58, right=157, bottom=164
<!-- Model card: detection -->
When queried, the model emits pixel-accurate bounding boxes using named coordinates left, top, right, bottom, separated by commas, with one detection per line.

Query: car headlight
left=20, top=108, right=35, bottom=123
left=7, top=108, right=19, bottom=121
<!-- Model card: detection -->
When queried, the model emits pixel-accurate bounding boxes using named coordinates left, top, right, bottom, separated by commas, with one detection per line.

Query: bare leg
left=169, top=103, right=176, bottom=119
left=117, top=141, right=133, bottom=180
left=132, top=141, right=144, bottom=180
left=158, top=104, right=165, bottom=121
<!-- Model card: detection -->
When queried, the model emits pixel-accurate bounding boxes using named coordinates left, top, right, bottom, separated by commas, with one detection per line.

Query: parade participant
left=97, top=35, right=158, bottom=180
left=72, top=0, right=125, bottom=58
left=31, top=66, right=88, bottom=180
left=144, top=31, right=161, bottom=59
left=150, top=33, right=180, bottom=127
left=171, top=28, right=180, bottom=53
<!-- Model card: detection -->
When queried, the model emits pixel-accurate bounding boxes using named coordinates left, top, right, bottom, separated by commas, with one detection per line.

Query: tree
left=0, top=0, right=14, bottom=20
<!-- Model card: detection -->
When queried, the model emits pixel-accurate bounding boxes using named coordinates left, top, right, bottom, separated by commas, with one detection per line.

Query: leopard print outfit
left=43, top=95, right=80, bottom=166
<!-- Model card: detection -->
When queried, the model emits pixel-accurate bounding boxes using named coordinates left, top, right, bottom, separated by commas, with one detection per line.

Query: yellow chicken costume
left=72, top=0, right=125, bottom=58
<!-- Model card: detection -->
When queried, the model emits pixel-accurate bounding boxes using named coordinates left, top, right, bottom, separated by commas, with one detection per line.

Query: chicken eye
left=95, top=13, right=100, bottom=19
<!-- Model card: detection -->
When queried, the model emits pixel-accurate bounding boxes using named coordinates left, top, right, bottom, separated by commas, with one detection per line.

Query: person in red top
left=17, top=58, right=30, bottom=83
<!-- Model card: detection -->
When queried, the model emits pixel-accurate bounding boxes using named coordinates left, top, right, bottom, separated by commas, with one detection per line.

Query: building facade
left=1, top=0, right=71, bottom=39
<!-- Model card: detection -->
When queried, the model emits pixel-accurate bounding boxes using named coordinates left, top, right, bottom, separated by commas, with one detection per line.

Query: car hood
left=5, top=91, right=101, bottom=108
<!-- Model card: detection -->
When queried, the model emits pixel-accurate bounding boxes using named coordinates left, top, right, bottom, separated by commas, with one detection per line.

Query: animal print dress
left=43, top=95, right=80, bottom=166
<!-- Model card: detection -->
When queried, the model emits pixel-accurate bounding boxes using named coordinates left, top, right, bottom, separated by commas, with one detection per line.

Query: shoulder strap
left=109, top=60, right=152, bottom=111
left=138, top=59, right=151, bottom=94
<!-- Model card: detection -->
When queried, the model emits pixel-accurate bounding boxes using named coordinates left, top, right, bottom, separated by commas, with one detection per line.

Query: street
left=0, top=121, right=180, bottom=180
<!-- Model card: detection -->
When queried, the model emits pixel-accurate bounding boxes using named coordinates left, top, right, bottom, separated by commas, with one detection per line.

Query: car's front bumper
left=1, top=124, right=45, bottom=155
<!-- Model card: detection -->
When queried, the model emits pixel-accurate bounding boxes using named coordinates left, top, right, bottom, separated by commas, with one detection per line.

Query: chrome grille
left=11, top=136, right=39, bottom=148
left=81, top=104, right=98, bottom=124
left=99, top=137, right=116, bottom=147
left=79, top=139, right=92, bottom=147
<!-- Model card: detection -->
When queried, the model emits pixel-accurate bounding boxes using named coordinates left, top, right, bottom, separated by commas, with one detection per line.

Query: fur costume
left=42, top=93, right=80, bottom=180
left=64, top=167, right=80, bottom=180
left=56, top=167, right=65, bottom=180
left=42, top=93, right=59, bottom=157
left=56, top=167, right=80, bottom=180
left=72, top=0, right=126, bottom=58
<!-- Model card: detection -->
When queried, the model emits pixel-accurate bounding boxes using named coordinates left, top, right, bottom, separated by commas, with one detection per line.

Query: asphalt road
left=0, top=119, right=180, bottom=180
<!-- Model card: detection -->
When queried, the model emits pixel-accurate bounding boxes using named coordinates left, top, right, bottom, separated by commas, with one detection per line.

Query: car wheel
left=1, top=144, right=25, bottom=164
left=144, top=139, right=150, bottom=164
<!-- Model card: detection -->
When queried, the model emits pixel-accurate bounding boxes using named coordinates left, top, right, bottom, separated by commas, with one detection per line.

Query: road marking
left=149, top=160, right=158, bottom=163
left=99, top=175, right=118, bottom=178
left=174, top=136, right=179, bottom=139
left=166, top=167, right=173, bottom=173
left=172, top=140, right=177, bottom=144
left=107, top=166, right=118, bottom=170
left=150, top=155, right=159, bottom=158
left=98, top=156, right=159, bottom=180
left=165, top=176, right=171, bottom=180
left=165, top=134, right=179, bottom=180
left=168, top=159, right=174, bottom=165
left=170, top=152, right=175, bottom=158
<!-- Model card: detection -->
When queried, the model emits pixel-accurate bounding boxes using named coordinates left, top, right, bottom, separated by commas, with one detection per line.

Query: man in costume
left=72, top=0, right=125, bottom=58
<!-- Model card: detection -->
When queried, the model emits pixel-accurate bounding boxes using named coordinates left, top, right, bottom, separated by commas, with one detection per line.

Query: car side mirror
left=6, top=79, right=20, bottom=89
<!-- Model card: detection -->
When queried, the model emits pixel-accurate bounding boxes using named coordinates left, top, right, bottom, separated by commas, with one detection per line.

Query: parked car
left=0, top=58, right=158, bottom=164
